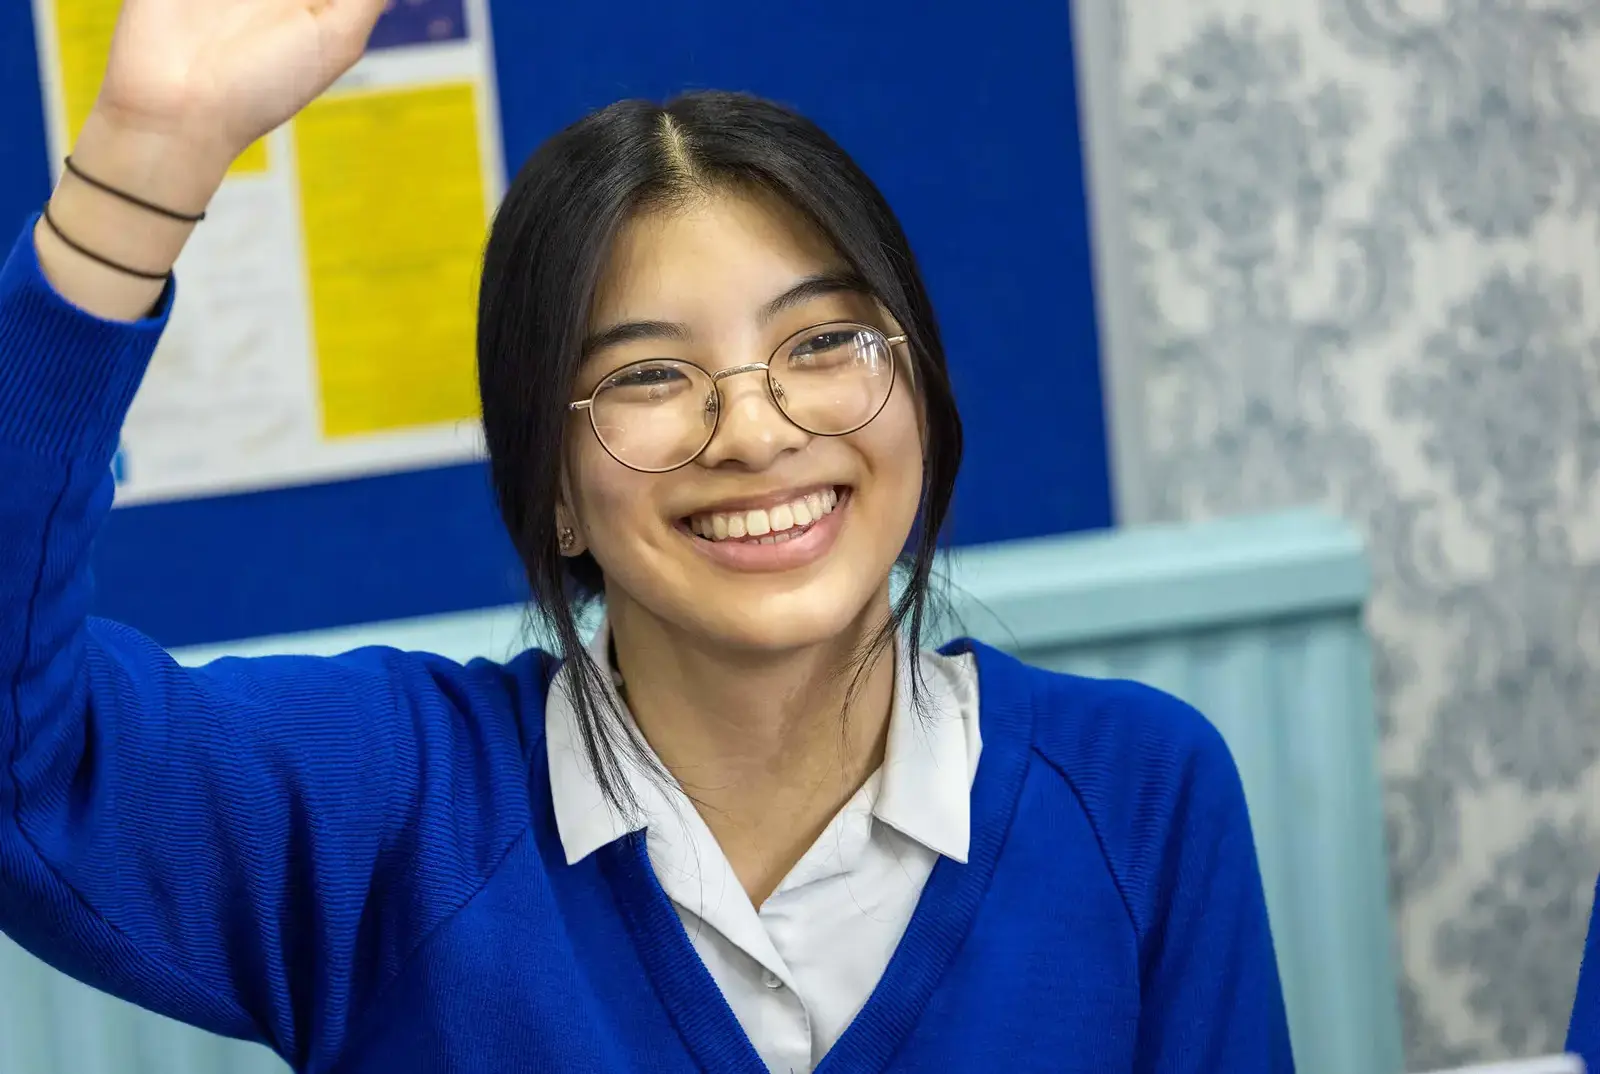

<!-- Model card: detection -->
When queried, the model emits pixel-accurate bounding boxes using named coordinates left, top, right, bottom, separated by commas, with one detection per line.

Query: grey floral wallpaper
left=1113, top=0, right=1600, bottom=1064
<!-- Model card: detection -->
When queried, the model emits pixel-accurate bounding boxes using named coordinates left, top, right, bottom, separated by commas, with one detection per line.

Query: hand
left=38, top=0, right=388, bottom=317
left=38, top=0, right=389, bottom=320
left=95, top=0, right=390, bottom=164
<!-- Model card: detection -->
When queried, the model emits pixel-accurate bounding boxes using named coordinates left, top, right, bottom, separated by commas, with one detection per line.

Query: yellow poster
left=294, top=82, right=489, bottom=438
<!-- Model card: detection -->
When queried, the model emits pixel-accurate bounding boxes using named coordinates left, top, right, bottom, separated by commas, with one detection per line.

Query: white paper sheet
left=1418, top=1055, right=1586, bottom=1074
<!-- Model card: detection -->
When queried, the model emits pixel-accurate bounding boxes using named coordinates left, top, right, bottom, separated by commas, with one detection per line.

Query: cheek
left=567, top=436, right=658, bottom=540
left=858, top=394, right=925, bottom=516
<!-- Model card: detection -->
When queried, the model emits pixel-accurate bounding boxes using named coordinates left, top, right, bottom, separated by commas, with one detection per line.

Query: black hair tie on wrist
left=63, top=155, right=207, bottom=223
left=41, top=201, right=173, bottom=282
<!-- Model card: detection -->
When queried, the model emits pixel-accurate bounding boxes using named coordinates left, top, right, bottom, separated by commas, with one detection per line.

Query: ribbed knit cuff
left=0, top=215, right=172, bottom=465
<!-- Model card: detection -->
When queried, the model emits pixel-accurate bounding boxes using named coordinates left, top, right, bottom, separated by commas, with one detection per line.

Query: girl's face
left=561, top=189, right=925, bottom=654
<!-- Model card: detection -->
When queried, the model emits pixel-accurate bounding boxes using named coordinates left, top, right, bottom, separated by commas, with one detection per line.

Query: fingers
left=315, top=0, right=392, bottom=64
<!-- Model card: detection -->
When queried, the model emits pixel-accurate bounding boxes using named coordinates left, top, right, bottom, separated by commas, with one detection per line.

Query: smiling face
left=560, top=188, right=925, bottom=655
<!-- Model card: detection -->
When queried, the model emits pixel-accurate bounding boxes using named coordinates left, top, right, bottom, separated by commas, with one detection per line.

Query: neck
left=606, top=593, right=898, bottom=903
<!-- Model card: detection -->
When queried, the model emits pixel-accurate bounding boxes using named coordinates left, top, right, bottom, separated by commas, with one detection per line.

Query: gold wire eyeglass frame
left=567, top=321, right=908, bottom=473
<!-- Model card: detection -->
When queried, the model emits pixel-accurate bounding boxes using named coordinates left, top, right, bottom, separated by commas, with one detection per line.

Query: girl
left=0, top=1, right=1293, bottom=1071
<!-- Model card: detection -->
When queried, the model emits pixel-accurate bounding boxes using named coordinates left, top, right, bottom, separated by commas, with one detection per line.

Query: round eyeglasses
left=568, top=321, right=905, bottom=473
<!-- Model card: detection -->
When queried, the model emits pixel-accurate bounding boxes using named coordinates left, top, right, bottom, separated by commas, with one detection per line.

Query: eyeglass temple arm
left=569, top=400, right=591, bottom=412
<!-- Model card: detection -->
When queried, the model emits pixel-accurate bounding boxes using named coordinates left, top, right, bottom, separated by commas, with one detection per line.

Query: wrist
left=70, top=106, right=236, bottom=217
left=33, top=105, right=230, bottom=322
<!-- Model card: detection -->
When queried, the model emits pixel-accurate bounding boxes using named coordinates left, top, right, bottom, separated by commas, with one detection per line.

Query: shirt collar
left=543, top=621, right=654, bottom=866
left=873, top=637, right=979, bottom=863
left=545, top=620, right=979, bottom=867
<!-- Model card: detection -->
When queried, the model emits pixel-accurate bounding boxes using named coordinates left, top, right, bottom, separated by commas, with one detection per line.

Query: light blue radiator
left=0, top=510, right=1402, bottom=1074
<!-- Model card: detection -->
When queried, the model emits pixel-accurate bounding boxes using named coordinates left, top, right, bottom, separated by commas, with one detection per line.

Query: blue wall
left=0, top=1, right=1113, bottom=647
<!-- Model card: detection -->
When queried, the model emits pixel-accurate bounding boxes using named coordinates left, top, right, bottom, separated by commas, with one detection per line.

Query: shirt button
left=762, top=970, right=783, bottom=990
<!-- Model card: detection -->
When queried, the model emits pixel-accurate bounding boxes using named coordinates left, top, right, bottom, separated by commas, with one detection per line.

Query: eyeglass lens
left=587, top=322, right=894, bottom=472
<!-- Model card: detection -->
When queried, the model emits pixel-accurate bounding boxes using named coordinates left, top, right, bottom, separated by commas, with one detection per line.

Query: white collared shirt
left=545, top=624, right=981, bottom=1074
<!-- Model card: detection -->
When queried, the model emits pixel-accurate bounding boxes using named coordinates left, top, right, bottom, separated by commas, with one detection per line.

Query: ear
left=555, top=500, right=588, bottom=558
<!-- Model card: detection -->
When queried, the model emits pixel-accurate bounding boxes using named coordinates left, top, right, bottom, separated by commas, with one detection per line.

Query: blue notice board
left=0, top=1, right=1112, bottom=647
left=368, top=0, right=468, bottom=50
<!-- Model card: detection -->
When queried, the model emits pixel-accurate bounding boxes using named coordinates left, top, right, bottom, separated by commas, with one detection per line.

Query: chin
left=679, top=574, right=887, bottom=654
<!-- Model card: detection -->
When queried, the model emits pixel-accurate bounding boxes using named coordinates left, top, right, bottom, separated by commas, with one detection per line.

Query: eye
left=609, top=364, right=686, bottom=389
left=600, top=361, right=695, bottom=402
left=789, top=330, right=868, bottom=368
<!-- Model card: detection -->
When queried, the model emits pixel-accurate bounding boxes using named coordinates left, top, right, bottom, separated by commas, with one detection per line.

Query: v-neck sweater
left=0, top=220, right=1293, bottom=1072
left=544, top=620, right=984, bottom=1074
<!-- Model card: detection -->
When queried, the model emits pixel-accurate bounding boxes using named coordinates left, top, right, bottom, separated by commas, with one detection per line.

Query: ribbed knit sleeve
left=1129, top=700, right=1292, bottom=1071
left=1034, top=678, right=1295, bottom=1073
left=0, top=221, right=535, bottom=1073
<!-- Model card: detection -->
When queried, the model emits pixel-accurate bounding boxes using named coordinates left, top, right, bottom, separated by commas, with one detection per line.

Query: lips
left=678, top=486, right=852, bottom=573
left=686, top=486, right=843, bottom=544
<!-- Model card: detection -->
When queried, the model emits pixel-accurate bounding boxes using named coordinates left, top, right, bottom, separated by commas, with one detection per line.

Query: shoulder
left=159, top=631, right=559, bottom=739
left=379, top=644, right=560, bottom=749
left=962, top=641, right=1249, bottom=935
left=1030, top=664, right=1237, bottom=798
left=959, top=639, right=1235, bottom=790
left=135, top=630, right=562, bottom=809
left=356, top=644, right=561, bottom=788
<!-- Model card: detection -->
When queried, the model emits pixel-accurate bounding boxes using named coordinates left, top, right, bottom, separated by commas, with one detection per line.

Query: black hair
left=477, top=91, right=963, bottom=813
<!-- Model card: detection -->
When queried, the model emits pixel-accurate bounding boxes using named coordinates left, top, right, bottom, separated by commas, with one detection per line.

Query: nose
left=696, top=364, right=809, bottom=470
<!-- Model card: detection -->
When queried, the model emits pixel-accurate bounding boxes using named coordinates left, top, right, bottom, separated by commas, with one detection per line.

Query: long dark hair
left=477, top=91, right=963, bottom=813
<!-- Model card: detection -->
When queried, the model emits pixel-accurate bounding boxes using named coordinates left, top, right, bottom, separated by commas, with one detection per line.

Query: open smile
left=674, top=486, right=853, bottom=572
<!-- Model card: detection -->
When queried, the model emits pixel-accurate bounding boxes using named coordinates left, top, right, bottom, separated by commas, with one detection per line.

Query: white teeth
left=688, top=488, right=844, bottom=544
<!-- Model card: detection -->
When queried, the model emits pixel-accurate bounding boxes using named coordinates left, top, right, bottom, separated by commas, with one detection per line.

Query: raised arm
left=1, top=3, right=532, bottom=1069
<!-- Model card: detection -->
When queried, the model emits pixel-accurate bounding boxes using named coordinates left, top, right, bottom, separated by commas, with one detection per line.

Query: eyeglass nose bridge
left=705, top=361, right=789, bottom=413
left=710, top=362, right=771, bottom=384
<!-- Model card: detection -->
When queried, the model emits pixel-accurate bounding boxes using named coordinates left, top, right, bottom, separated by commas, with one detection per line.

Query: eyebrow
left=757, top=270, right=873, bottom=323
left=579, top=270, right=874, bottom=359
left=579, top=319, right=690, bottom=359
